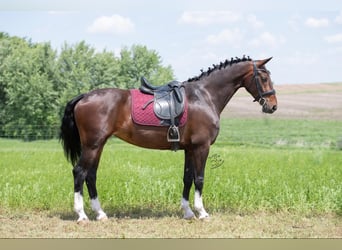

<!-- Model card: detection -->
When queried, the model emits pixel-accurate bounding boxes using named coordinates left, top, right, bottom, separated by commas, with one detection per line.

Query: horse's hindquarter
left=74, top=88, right=131, bottom=145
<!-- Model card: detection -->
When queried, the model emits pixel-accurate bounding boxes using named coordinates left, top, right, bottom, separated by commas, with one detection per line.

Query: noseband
left=252, top=61, right=276, bottom=105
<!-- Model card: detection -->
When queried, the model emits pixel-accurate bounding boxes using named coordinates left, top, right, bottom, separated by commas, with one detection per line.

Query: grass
left=0, top=118, right=341, bottom=217
left=0, top=118, right=341, bottom=238
left=217, top=118, right=342, bottom=149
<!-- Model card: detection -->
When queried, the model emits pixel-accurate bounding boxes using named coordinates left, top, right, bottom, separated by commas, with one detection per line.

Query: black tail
left=59, top=94, right=85, bottom=166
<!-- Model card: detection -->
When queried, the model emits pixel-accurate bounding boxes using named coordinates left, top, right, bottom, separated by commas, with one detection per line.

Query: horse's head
left=242, top=58, right=277, bottom=114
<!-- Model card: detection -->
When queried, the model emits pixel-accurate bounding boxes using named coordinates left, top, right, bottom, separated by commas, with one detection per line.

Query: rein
left=252, top=61, right=276, bottom=105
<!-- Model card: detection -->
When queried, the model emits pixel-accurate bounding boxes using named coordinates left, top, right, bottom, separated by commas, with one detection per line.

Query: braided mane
left=187, top=55, right=252, bottom=82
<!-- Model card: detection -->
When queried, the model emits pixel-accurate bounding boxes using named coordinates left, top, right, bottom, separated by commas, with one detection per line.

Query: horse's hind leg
left=73, top=146, right=107, bottom=222
left=73, top=164, right=89, bottom=222
left=86, top=165, right=108, bottom=221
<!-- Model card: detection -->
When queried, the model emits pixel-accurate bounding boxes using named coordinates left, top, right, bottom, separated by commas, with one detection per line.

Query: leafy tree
left=55, top=41, right=121, bottom=117
left=89, top=50, right=120, bottom=89
left=0, top=34, right=175, bottom=140
left=0, top=35, right=58, bottom=139
left=117, top=44, right=174, bottom=88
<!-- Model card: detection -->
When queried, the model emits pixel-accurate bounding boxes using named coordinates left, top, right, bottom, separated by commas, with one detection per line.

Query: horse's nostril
left=272, top=105, right=277, bottom=111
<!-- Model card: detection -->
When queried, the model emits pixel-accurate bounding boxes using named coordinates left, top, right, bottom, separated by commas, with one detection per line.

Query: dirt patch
left=0, top=210, right=340, bottom=238
left=223, top=83, right=342, bottom=120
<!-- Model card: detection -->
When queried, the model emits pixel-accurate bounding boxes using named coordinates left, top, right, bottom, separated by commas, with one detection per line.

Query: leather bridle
left=252, top=61, right=276, bottom=105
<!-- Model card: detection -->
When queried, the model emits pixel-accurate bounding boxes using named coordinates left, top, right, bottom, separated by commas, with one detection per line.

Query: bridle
left=252, top=61, right=276, bottom=105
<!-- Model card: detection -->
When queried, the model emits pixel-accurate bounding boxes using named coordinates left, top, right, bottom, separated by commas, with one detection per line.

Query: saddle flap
left=153, top=88, right=185, bottom=120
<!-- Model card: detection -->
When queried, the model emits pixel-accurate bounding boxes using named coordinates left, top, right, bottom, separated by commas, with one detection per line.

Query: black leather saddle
left=139, top=77, right=186, bottom=149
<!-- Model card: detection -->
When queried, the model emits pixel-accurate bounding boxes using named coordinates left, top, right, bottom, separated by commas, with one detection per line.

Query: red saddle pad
left=130, top=89, right=187, bottom=127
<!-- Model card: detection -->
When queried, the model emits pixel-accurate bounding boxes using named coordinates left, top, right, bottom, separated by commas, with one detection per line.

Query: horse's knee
left=183, top=175, right=192, bottom=187
left=194, top=176, right=204, bottom=190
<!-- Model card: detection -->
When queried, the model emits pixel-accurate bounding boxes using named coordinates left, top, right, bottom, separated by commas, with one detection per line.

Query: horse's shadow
left=52, top=206, right=181, bottom=221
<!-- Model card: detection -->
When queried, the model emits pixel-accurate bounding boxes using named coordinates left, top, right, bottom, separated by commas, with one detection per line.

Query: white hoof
left=181, top=198, right=196, bottom=219
left=198, top=211, right=210, bottom=220
left=96, top=212, right=108, bottom=221
left=183, top=210, right=196, bottom=220
left=77, top=216, right=89, bottom=224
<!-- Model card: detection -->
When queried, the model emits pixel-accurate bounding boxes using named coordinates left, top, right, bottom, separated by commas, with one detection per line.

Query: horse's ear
left=257, top=57, right=272, bottom=67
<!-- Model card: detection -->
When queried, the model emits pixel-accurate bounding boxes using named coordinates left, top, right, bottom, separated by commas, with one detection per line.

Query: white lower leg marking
left=181, top=198, right=195, bottom=219
left=74, top=192, right=88, bottom=222
left=194, top=190, right=209, bottom=219
left=91, top=198, right=108, bottom=221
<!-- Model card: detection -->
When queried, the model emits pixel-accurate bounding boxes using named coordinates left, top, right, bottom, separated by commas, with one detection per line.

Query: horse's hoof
left=183, top=211, right=196, bottom=220
left=198, top=213, right=210, bottom=220
left=199, top=216, right=210, bottom=222
left=97, top=214, right=108, bottom=221
left=77, top=218, right=89, bottom=225
left=184, top=215, right=196, bottom=220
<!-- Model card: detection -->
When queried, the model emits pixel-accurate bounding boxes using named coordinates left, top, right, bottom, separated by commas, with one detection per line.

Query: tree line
left=0, top=32, right=174, bottom=140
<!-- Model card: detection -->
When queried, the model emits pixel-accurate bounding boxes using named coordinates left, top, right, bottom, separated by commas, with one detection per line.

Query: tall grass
left=0, top=118, right=341, bottom=216
left=217, top=118, right=341, bottom=149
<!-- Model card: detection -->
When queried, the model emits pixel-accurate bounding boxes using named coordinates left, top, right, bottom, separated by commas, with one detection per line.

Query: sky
left=0, top=0, right=342, bottom=85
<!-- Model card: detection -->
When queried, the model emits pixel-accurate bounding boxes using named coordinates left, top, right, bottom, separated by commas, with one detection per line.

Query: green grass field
left=1, top=118, right=341, bottom=218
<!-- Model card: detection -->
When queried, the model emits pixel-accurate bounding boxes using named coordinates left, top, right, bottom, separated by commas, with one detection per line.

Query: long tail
left=59, top=94, right=85, bottom=166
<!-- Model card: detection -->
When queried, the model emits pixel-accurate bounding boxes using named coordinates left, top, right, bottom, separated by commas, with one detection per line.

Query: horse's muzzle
left=262, top=102, right=277, bottom=114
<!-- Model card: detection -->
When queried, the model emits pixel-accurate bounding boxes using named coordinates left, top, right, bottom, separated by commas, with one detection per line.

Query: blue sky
left=1, top=0, right=341, bottom=84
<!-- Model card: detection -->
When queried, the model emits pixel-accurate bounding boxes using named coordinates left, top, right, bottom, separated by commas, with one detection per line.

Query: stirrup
left=167, top=125, right=180, bottom=142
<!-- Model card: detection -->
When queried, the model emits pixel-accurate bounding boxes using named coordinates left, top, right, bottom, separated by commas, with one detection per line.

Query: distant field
left=223, top=82, right=342, bottom=120
left=0, top=83, right=341, bottom=238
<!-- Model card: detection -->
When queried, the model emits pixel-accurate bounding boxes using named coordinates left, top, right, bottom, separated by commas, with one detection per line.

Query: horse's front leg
left=181, top=150, right=195, bottom=219
left=193, top=146, right=210, bottom=219
left=181, top=146, right=210, bottom=219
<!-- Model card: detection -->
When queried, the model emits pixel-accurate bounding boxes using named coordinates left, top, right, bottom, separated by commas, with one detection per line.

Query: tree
left=0, top=34, right=175, bottom=140
left=0, top=35, right=58, bottom=139
left=117, top=45, right=174, bottom=88
left=55, top=41, right=121, bottom=117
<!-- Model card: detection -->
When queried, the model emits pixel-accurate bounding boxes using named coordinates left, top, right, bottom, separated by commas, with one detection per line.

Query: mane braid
left=187, top=55, right=252, bottom=82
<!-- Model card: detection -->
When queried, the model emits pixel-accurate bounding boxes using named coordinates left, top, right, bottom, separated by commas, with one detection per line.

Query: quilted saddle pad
left=130, top=89, right=188, bottom=127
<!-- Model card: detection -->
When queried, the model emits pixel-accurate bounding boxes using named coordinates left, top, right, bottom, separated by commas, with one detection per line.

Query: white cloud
left=335, top=11, right=342, bottom=24
left=87, top=15, right=135, bottom=34
left=305, top=17, right=329, bottom=28
left=206, top=28, right=244, bottom=46
left=247, top=14, right=264, bottom=29
left=324, top=33, right=342, bottom=43
left=179, top=11, right=241, bottom=25
left=249, top=32, right=285, bottom=49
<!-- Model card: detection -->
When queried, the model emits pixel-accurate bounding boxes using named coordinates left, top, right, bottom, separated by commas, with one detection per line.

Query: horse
left=59, top=56, right=277, bottom=222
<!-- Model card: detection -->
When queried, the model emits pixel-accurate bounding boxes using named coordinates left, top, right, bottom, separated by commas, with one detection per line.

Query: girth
left=139, top=77, right=186, bottom=150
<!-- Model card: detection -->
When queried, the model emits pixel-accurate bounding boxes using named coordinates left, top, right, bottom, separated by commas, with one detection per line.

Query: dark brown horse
left=60, top=56, right=277, bottom=222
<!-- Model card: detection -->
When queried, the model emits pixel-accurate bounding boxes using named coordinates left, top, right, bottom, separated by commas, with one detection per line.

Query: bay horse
left=60, top=56, right=277, bottom=222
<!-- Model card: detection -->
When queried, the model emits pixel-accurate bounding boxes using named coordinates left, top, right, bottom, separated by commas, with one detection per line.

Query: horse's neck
left=200, top=64, right=249, bottom=114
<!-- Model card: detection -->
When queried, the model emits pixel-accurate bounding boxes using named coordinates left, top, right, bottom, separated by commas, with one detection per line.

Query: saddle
left=139, top=77, right=186, bottom=149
